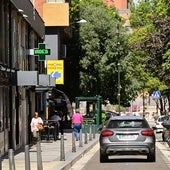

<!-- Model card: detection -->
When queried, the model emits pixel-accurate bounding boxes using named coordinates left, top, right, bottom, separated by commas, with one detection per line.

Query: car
left=155, top=115, right=169, bottom=133
left=161, top=115, right=170, bottom=143
left=99, top=116, right=156, bottom=162
left=104, top=110, right=118, bottom=120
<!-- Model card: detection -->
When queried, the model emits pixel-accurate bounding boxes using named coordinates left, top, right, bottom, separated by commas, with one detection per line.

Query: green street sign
left=34, top=43, right=51, bottom=61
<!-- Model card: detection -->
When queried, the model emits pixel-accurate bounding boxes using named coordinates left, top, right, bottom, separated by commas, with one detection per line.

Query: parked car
left=161, top=115, right=170, bottom=143
left=99, top=116, right=156, bottom=162
left=155, top=115, right=169, bottom=133
left=104, top=110, right=117, bottom=120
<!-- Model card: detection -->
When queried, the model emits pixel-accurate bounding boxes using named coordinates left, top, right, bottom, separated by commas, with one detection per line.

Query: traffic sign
left=152, top=91, right=161, bottom=99
left=34, top=43, right=51, bottom=61
left=47, top=60, right=64, bottom=85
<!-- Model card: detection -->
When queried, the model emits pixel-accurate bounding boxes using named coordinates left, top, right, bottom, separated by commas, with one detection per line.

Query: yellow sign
left=47, top=60, right=64, bottom=84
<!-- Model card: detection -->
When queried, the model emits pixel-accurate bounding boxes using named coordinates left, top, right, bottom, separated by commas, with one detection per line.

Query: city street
left=69, top=127, right=170, bottom=170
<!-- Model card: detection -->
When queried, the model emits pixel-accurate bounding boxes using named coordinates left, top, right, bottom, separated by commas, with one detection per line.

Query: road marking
left=68, top=143, right=99, bottom=170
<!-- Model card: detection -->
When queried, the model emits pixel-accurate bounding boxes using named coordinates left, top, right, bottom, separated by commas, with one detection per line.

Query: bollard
left=25, top=145, right=30, bottom=170
left=89, top=124, right=92, bottom=141
left=79, top=129, right=83, bottom=147
left=60, top=134, right=65, bottom=160
left=0, top=150, right=2, bottom=170
left=36, top=139, right=43, bottom=170
left=72, top=132, right=76, bottom=152
left=92, top=124, right=96, bottom=139
left=9, top=149, right=15, bottom=170
left=84, top=125, right=88, bottom=144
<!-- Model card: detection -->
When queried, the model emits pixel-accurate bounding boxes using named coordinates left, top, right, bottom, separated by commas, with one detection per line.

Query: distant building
left=103, top=0, right=131, bottom=33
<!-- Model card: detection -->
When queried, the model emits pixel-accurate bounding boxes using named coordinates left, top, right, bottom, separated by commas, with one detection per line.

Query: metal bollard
left=92, top=124, right=96, bottom=139
left=60, top=134, right=65, bottom=160
left=72, top=132, right=76, bottom=152
left=37, top=140, right=43, bottom=170
left=89, top=124, right=92, bottom=141
left=0, top=150, right=2, bottom=170
left=84, top=125, right=88, bottom=144
left=25, top=145, right=30, bottom=170
left=79, top=129, right=83, bottom=147
left=9, top=149, right=15, bottom=170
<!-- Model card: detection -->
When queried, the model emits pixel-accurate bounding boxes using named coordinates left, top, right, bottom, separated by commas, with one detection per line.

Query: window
left=108, top=120, right=149, bottom=128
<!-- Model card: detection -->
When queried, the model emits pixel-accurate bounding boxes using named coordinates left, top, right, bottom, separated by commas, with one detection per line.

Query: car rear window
left=107, top=120, right=149, bottom=128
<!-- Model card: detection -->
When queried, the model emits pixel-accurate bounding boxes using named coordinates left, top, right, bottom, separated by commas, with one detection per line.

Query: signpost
left=47, top=60, right=64, bottom=84
left=34, top=43, right=51, bottom=61
left=152, top=91, right=161, bottom=100
left=152, top=91, right=161, bottom=114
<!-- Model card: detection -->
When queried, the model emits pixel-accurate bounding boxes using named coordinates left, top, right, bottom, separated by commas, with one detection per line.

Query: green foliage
left=69, top=0, right=170, bottom=110
left=129, top=0, right=170, bottom=111
left=130, top=0, right=154, bottom=28
left=69, top=0, right=131, bottom=106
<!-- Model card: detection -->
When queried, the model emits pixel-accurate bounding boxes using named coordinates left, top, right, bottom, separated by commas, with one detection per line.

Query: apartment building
left=30, top=0, right=72, bottom=117
left=103, top=0, right=131, bottom=29
left=0, top=0, right=45, bottom=155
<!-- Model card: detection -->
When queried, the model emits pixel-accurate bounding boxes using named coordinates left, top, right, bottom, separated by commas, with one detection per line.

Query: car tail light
left=141, top=129, right=154, bottom=136
left=101, top=130, right=114, bottom=137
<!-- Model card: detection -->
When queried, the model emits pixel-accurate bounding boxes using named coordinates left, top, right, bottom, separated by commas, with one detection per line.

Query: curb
left=156, top=141, right=170, bottom=163
left=58, top=139, right=99, bottom=170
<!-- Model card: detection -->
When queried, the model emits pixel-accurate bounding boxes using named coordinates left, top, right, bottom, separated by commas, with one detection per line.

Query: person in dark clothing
left=58, top=110, right=64, bottom=135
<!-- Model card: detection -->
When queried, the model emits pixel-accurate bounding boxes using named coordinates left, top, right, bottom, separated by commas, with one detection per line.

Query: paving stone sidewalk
left=2, top=129, right=99, bottom=170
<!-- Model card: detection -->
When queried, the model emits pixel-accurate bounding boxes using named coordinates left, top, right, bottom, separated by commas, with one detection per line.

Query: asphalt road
left=69, top=132, right=170, bottom=170
left=82, top=148, right=170, bottom=170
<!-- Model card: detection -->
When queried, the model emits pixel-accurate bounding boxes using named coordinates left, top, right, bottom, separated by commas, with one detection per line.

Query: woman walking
left=72, top=109, right=83, bottom=141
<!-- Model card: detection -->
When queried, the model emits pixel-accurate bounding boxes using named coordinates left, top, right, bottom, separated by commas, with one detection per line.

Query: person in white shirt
left=30, top=112, right=43, bottom=143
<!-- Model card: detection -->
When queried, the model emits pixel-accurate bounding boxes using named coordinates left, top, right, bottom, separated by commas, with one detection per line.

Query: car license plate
left=117, top=135, right=138, bottom=140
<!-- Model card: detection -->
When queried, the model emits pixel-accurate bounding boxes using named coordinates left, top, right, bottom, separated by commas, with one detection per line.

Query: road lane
left=69, top=141, right=170, bottom=170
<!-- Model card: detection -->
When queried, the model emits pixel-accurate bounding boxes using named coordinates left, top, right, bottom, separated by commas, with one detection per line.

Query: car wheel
left=100, top=150, right=108, bottom=163
left=147, top=152, right=156, bottom=162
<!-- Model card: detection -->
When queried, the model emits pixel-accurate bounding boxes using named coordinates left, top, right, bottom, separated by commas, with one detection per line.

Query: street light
left=117, top=62, right=121, bottom=115
left=116, top=24, right=121, bottom=115
left=76, top=19, right=87, bottom=24
left=65, top=19, right=87, bottom=37
left=70, top=19, right=87, bottom=25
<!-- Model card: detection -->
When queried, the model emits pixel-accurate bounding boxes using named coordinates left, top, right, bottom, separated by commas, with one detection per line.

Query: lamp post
left=116, top=24, right=121, bottom=115
left=118, top=62, right=121, bottom=115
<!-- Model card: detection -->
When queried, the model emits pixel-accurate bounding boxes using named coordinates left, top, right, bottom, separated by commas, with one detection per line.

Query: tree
left=129, top=0, right=170, bottom=113
left=69, top=0, right=134, bottom=106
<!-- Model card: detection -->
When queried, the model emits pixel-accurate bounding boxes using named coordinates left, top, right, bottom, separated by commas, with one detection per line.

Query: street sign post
left=152, top=91, right=161, bottom=100
left=34, top=43, right=51, bottom=61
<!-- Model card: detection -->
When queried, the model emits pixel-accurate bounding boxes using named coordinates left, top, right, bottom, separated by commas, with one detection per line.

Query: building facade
left=31, top=0, right=72, bottom=117
left=103, top=0, right=131, bottom=30
left=0, top=0, right=45, bottom=155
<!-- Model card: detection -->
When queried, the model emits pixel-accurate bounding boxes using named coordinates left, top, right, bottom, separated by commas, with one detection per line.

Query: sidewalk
left=2, top=129, right=99, bottom=170
left=2, top=127, right=170, bottom=170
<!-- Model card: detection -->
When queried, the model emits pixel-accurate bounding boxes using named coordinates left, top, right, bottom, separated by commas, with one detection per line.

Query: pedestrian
left=56, top=110, right=64, bottom=135
left=30, top=111, right=43, bottom=144
left=72, top=109, right=83, bottom=141
left=50, top=111, right=61, bottom=140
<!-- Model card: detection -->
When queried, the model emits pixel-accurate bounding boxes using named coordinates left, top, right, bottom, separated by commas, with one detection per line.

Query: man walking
left=72, top=109, right=83, bottom=141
